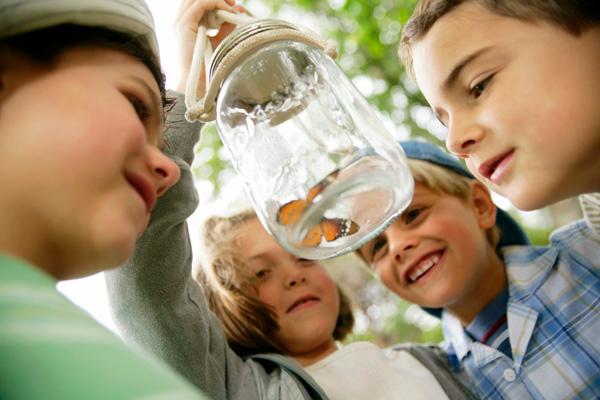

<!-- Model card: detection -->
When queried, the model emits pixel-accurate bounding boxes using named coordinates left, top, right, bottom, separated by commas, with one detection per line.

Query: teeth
left=409, top=255, right=440, bottom=282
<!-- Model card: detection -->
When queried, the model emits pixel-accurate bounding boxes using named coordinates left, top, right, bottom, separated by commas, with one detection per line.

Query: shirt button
left=503, top=368, right=517, bottom=382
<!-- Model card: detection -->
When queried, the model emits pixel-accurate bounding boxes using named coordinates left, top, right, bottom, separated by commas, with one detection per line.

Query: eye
left=470, top=75, right=493, bottom=99
left=255, top=268, right=271, bottom=280
left=126, top=94, right=152, bottom=123
left=403, top=207, right=424, bottom=224
left=371, top=236, right=388, bottom=262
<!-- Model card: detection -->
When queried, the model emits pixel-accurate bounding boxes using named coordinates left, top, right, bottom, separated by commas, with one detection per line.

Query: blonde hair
left=194, top=210, right=354, bottom=357
left=407, top=158, right=500, bottom=247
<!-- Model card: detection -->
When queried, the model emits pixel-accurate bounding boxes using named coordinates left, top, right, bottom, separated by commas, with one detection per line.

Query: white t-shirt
left=305, top=341, right=449, bottom=400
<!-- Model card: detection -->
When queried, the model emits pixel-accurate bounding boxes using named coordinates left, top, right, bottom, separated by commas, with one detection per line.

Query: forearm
left=105, top=91, right=201, bottom=306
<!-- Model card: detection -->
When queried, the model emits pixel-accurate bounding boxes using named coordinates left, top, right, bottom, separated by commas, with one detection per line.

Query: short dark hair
left=399, top=0, right=600, bottom=80
left=1, top=24, right=167, bottom=107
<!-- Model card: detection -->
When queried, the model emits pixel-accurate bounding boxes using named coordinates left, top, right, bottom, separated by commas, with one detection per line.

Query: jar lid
left=191, top=18, right=337, bottom=122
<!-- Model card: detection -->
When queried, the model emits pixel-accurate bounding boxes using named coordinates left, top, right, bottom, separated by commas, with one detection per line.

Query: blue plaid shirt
left=442, top=220, right=600, bottom=399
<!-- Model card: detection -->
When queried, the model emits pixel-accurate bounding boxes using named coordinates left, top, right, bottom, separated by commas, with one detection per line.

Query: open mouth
left=125, top=173, right=156, bottom=213
left=405, top=250, right=444, bottom=284
left=479, top=150, right=514, bottom=183
left=287, top=295, right=320, bottom=313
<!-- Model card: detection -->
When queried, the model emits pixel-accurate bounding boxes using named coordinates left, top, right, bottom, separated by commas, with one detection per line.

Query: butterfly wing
left=277, top=199, right=308, bottom=226
left=321, top=218, right=360, bottom=242
left=300, top=218, right=360, bottom=247
left=301, top=224, right=324, bottom=247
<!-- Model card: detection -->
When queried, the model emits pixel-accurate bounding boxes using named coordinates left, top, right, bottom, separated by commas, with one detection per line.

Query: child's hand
left=174, top=0, right=245, bottom=94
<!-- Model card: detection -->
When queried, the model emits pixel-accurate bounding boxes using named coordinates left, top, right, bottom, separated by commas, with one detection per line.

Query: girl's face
left=237, top=218, right=340, bottom=365
left=0, top=46, right=180, bottom=279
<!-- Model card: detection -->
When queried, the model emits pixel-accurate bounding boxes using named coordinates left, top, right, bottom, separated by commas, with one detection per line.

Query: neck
left=447, top=248, right=507, bottom=326
left=292, top=338, right=338, bottom=367
left=0, top=198, right=60, bottom=279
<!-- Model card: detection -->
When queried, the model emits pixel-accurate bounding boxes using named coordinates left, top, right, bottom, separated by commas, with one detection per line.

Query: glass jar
left=212, top=20, right=413, bottom=259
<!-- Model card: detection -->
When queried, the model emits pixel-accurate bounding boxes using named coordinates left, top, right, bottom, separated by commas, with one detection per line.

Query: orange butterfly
left=277, top=169, right=360, bottom=247
left=300, top=218, right=360, bottom=247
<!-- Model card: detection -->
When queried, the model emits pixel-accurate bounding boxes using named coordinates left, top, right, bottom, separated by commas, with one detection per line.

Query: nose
left=147, top=146, right=181, bottom=197
left=284, top=264, right=307, bottom=289
left=387, top=225, right=420, bottom=263
left=445, top=115, right=485, bottom=158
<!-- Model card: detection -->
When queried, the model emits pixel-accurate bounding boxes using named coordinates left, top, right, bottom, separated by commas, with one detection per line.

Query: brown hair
left=1, top=24, right=168, bottom=107
left=194, top=210, right=354, bottom=357
left=399, top=0, right=600, bottom=80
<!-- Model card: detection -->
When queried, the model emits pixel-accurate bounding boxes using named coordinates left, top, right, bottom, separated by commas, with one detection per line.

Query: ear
left=469, top=181, right=498, bottom=229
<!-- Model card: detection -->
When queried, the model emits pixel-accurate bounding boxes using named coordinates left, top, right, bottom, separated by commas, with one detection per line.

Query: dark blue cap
left=399, top=140, right=529, bottom=318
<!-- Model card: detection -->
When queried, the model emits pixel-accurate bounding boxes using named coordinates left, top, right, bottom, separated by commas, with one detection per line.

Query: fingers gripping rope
left=184, top=10, right=254, bottom=122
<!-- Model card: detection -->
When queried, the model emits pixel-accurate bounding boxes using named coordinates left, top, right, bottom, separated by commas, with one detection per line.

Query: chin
left=507, top=186, right=561, bottom=211
left=419, top=289, right=460, bottom=310
left=87, top=236, right=136, bottom=274
left=505, top=171, right=583, bottom=211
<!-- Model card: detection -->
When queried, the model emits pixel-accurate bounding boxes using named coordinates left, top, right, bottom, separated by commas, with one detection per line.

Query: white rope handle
left=185, top=10, right=255, bottom=122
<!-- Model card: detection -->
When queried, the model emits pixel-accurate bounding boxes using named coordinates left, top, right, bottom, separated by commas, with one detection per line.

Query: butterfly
left=300, top=217, right=359, bottom=247
left=276, top=169, right=360, bottom=247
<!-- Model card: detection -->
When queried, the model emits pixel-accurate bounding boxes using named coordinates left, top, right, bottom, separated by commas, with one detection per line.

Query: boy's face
left=411, top=2, right=600, bottom=210
left=237, top=218, right=339, bottom=360
left=0, top=46, right=180, bottom=279
left=359, top=182, right=505, bottom=320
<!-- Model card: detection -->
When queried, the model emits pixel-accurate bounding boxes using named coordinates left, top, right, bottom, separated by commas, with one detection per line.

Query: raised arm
left=104, top=91, right=263, bottom=398
left=103, top=1, right=262, bottom=397
left=104, top=3, right=329, bottom=399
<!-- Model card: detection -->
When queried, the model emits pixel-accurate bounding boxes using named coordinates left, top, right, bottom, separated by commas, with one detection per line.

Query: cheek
left=376, top=263, right=399, bottom=292
left=428, top=213, right=487, bottom=254
left=257, top=283, right=281, bottom=312
left=316, top=270, right=337, bottom=294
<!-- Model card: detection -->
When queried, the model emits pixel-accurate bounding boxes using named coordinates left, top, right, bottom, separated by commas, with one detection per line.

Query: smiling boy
left=398, top=1, right=600, bottom=230
left=359, top=141, right=600, bottom=399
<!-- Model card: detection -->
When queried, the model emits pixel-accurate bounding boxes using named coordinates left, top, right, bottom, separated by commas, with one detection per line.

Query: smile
left=287, top=295, right=320, bottom=313
left=405, top=250, right=444, bottom=284
left=479, top=149, right=515, bottom=184
left=125, top=172, right=157, bottom=213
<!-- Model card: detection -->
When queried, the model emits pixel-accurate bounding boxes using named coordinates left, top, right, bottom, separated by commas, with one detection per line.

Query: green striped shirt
left=0, top=253, right=209, bottom=400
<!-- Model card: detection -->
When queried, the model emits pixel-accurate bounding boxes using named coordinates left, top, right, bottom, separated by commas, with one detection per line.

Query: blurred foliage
left=346, top=295, right=443, bottom=347
left=262, top=0, right=429, bottom=130
left=520, top=226, right=551, bottom=246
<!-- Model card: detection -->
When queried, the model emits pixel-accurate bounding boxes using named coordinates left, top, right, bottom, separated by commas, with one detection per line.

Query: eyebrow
left=443, top=46, right=494, bottom=90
